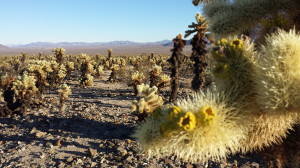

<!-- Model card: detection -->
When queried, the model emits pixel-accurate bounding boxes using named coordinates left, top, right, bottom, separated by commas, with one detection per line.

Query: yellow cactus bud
left=230, top=39, right=243, bottom=49
left=178, top=112, right=196, bottom=131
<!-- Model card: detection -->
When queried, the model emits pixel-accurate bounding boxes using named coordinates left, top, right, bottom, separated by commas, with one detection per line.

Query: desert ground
left=0, top=45, right=192, bottom=57
left=0, top=46, right=264, bottom=168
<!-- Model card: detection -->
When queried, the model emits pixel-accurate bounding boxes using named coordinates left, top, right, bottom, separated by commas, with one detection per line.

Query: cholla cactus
left=131, top=71, right=145, bottom=95
left=203, top=0, right=298, bottom=35
left=79, top=53, right=95, bottom=87
left=80, top=73, right=94, bottom=87
left=95, top=65, right=104, bottom=79
left=108, top=48, right=113, bottom=60
left=133, top=90, right=245, bottom=163
left=53, top=48, right=66, bottom=64
left=185, top=13, right=209, bottom=91
left=107, top=64, right=120, bottom=82
left=168, top=34, right=187, bottom=101
left=254, top=29, right=300, bottom=112
left=26, top=60, right=54, bottom=91
left=66, top=61, right=75, bottom=77
left=58, top=83, right=72, bottom=112
left=239, top=29, right=300, bottom=154
left=134, top=30, right=300, bottom=166
left=149, top=65, right=162, bottom=87
left=129, top=57, right=142, bottom=70
left=12, top=73, right=38, bottom=99
left=211, top=36, right=256, bottom=104
left=157, top=74, right=171, bottom=90
left=10, top=73, right=40, bottom=114
left=47, top=61, right=67, bottom=87
left=132, top=84, right=164, bottom=121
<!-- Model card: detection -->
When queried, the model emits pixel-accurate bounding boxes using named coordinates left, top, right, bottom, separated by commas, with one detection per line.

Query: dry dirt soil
left=0, top=71, right=263, bottom=168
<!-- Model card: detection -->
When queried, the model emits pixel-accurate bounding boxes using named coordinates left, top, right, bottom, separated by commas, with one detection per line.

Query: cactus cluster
left=149, top=65, right=171, bottom=90
left=132, top=84, right=164, bottom=121
left=134, top=29, right=300, bottom=166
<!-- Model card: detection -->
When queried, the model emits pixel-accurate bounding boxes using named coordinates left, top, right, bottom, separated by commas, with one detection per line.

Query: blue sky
left=0, top=0, right=201, bottom=45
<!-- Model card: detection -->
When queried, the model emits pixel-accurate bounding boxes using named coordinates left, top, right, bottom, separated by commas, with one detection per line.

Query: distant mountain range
left=8, top=40, right=176, bottom=48
left=0, top=44, right=9, bottom=49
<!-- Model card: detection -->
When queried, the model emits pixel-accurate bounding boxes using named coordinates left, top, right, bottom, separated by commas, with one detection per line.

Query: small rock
left=88, top=148, right=97, bottom=157
left=115, top=156, right=122, bottom=161
left=30, top=127, right=37, bottom=134
left=126, top=155, right=133, bottom=162
left=0, top=140, right=3, bottom=145
left=57, top=161, right=65, bottom=168
left=35, top=131, right=47, bottom=138
left=40, top=153, right=46, bottom=159
left=90, top=162, right=97, bottom=167
left=0, top=158, right=6, bottom=163
left=7, top=148, right=15, bottom=153
left=54, top=139, right=63, bottom=147
left=49, top=148, right=55, bottom=154
left=186, top=164, right=193, bottom=168
left=46, top=142, right=53, bottom=148
left=100, top=163, right=107, bottom=167
left=100, top=158, right=106, bottom=163
left=66, top=156, right=73, bottom=163
left=76, top=158, right=83, bottom=165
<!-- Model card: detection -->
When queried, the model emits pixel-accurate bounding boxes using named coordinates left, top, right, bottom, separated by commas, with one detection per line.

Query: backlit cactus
left=133, top=90, right=245, bottom=163
left=134, top=0, right=300, bottom=165
left=53, top=48, right=66, bottom=64
left=80, top=53, right=95, bottom=87
left=168, top=34, right=187, bottom=101
left=10, top=72, right=41, bottom=114
left=185, top=13, right=209, bottom=91
left=132, top=83, right=164, bottom=121
left=131, top=71, right=145, bottom=95
left=254, top=29, right=300, bottom=112
left=149, top=65, right=162, bottom=87
left=157, top=74, right=171, bottom=90
left=95, top=65, right=104, bottom=79
left=58, top=83, right=72, bottom=112
left=107, top=64, right=120, bottom=82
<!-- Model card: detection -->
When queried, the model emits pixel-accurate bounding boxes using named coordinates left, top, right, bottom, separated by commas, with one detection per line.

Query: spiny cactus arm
left=184, top=29, right=198, bottom=38
left=185, top=13, right=208, bottom=38
left=205, top=0, right=297, bottom=36
left=146, top=96, right=164, bottom=113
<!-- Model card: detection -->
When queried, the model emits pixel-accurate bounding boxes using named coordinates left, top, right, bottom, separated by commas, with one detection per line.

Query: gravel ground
left=0, top=72, right=265, bottom=168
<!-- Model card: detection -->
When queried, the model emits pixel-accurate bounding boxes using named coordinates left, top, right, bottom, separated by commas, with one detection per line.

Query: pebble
left=54, top=139, right=62, bottom=147
left=66, top=156, right=73, bottom=163
left=7, top=149, right=15, bottom=153
left=186, top=164, right=193, bottom=168
left=46, top=142, right=54, bottom=148
left=90, top=162, right=97, bottom=167
left=75, top=158, right=83, bottom=165
left=100, top=163, right=108, bottom=167
left=35, top=131, right=47, bottom=138
left=88, top=148, right=97, bottom=157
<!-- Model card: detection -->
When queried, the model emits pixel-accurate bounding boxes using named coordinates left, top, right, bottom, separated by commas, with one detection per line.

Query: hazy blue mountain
left=0, top=44, right=9, bottom=49
left=14, top=40, right=174, bottom=48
